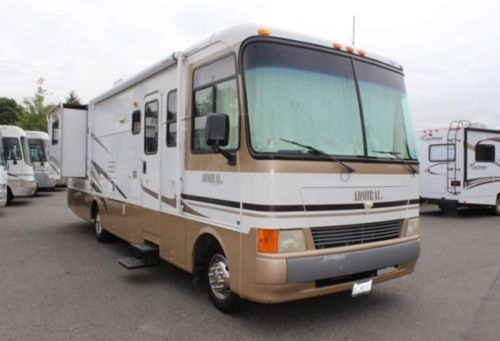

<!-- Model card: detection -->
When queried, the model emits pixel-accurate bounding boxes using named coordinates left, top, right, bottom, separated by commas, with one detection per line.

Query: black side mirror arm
left=213, top=143, right=237, bottom=166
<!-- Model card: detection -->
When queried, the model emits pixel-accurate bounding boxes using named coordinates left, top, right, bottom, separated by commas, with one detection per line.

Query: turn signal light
left=258, top=229, right=278, bottom=253
left=258, top=27, right=270, bottom=36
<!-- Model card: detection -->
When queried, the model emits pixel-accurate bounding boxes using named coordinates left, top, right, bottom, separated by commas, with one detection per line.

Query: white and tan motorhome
left=417, top=121, right=500, bottom=213
left=0, top=131, right=7, bottom=207
left=48, top=105, right=76, bottom=187
left=62, top=26, right=420, bottom=313
left=25, top=131, right=56, bottom=190
left=0, top=125, right=37, bottom=203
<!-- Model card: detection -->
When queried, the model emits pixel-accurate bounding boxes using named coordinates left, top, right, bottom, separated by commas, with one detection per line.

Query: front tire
left=206, top=247, right=247, bottom=314
left=94, top=211, right=111, bottom=243
left=6, top=187, right=13, bottom=204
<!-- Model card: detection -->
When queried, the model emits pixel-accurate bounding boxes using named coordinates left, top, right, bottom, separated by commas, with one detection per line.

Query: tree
left=65, top=90, right=82, bottom=105
left=16, top=78, right=55, bottom=132
left=0, top=97, right=22, bottom=125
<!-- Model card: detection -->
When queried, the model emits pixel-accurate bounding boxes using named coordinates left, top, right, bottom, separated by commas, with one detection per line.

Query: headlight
left=406, top=218, right=420, bottom=237
left=258, top=228, right=306, bottom=253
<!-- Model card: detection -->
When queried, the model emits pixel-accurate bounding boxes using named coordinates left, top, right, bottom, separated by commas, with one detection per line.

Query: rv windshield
left=242, top=41, right=417, bottom=160
left=28, top=138, right=47, bottom=163
left=20, top=136, right=32, bottom=166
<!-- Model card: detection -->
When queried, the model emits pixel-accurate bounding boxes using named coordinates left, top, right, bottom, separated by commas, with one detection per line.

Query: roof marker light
left=359, top=49, right=366, bottom=57
left=346, top=46, right=354, bottom=53
left=258, top=28, right=270, bottom=36
left=333, top=43, right=342, bottom=50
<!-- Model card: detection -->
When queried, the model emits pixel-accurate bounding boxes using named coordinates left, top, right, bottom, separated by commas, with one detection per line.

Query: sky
left=1, top=0, right=499, bottom=128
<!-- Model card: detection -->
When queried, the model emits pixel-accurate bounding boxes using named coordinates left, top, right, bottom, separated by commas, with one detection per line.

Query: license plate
left=352, top=278, right=373, bottom=297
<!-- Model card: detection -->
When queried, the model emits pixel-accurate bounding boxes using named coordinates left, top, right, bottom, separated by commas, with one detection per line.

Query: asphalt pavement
left=0, top=190, right=499, bottom=340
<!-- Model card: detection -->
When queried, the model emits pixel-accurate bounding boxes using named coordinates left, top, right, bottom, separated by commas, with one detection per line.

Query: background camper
left=61, top=26, right=420, bottom=313
left=0, top=125, right=37, bottom=203
left=26, top=131, right=56, bottom=190
left=0, top=132, right=7, bottom=206
left=417, top=121, right=500, bottom=214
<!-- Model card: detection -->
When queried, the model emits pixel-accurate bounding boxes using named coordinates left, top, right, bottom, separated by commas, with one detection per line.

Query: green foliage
left=0, top=97, right=22, bottom=125
left=16, top=78, right=55, bottom=132
left=65, top=90, right=82, bottom=105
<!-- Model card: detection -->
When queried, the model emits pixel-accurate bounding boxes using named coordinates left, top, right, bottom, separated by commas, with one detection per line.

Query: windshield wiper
left=280, top=138, right=355, bottom=173
left=371, top=150, right=417, bottom=174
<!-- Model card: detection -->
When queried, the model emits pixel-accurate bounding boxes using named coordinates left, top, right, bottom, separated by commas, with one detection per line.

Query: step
left=118, top=257, right=157, bottom=269
left=131, top=242, right=159, bottom=255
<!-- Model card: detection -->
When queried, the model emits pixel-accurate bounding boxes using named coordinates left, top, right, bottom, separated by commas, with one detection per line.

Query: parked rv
left=417, top=121, right=500, bottom=214
left=25, top=131, right=56, bottom=190
left=0, top=125, right=37, bottom=203
left=0, top=132, right=7, bottom=207
left=62, top=26, right=420, bottom=313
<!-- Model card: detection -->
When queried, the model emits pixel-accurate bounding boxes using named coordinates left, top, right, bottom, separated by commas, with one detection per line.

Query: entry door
left=141, top=93, right=162, bottom=215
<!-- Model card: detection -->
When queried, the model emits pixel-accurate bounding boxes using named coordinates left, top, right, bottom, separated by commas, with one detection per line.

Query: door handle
left=143, top=160, right=147, bottom=174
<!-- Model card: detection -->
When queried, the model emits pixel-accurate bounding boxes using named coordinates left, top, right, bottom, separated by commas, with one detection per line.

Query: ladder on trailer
left=446, top=120, right=471, bottom=194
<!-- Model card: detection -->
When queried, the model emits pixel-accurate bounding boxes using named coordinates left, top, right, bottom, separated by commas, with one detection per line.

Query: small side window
left=167, top=90, right=177, bottom=147
left=144, top=101, right=159, bottom=154
left=52, top=120, right=59, bottom=145
left=476, top=144, right=495, bottom=162
left=131, top=109, right=141, bottom=135
left=429, top=144, right=455, bottom=162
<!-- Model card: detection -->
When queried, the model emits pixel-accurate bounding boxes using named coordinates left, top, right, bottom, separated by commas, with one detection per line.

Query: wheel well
left=192, top=233, right=222, bottom=286
left=91, top=200, right=98, bottom=220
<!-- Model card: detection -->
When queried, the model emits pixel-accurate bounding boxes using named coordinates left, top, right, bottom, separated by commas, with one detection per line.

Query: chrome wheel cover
left=208, top=254, right=231, bottom=300
left=95, top=213, right=102, bottom=236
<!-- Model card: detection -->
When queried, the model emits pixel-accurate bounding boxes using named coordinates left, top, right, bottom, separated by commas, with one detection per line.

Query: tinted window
left=144, top=101, right=159, bottom=154
left=52, top=120, right=59, bottom=145
left=131, top=109, right=141, bottom=135
left=476, top=144, right=495, bottom=162
left=167, top=90, right=177, bottom=147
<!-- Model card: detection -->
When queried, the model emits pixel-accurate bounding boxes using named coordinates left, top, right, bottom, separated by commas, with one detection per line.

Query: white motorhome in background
left=25, top=131, right=56, bottom=190
left=0, top=125, right=37, bottom=203
left=60, top=25, right=420, bottom=313
left=416, top=121, right=500, bottom=214
left=0, top=132, right=7, bottom=207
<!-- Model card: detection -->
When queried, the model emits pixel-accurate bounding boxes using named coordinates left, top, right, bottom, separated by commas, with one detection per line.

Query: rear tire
left=438, top=203, right=456, bottom=213
left=206, top=246, right=248, bottom=314
left=94, top=211, right=111, bottom=243
left=493, top=197, right=500, bottom=216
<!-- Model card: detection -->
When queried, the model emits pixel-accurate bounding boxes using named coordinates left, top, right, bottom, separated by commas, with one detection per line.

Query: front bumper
left=242, top=239, right=420, bottom=304
left=9, top=178, right=37, bottom=197
left=287, top=240, right=420, bottom=283
left=34, top=171, right=56, bottom=189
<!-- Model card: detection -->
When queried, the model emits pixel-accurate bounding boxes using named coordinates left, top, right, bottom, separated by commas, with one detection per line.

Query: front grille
left=311, top=219, right=403, bottom=249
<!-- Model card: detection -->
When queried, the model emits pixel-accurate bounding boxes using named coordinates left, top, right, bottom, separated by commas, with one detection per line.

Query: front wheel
left=206, top=248, right=248, bottom=314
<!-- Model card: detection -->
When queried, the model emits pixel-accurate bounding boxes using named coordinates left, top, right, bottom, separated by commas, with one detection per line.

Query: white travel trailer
left=0, top=125, right=37, bottom=203
left=25, top=131, right=56, bottom=190
left=0, top=132, right=7, bottom=207
left=64, top=25, right=420, bottom=313
left=47, top=104, right=83, bottom=186
left=417, top=121, right=500, bottom=213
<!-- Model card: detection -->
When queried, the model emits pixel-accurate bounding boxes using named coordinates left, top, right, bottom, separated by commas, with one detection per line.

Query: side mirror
left=206, top=113, right=229, bottom=148
left=205, top=113, right=236, bottom=166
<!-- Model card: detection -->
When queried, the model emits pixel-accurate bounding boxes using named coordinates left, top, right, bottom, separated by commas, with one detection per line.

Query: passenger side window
left=167, top=90, right=177, bottom=147
left=144, top=101, right=159, bottom=154
left=52, top=120, right=59, bottom=145
left=475, top=144, right=495, bottom=162
left=131, top=109, right=141, bottom=135
left=192, top=55, right=239, bottom=153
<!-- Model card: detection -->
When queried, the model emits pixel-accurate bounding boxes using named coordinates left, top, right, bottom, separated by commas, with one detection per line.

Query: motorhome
left=417, top=121, right=500, bottom=213
left=0, top=125, right=37, bottom=203
left=62, top=26, right=420, bottom=313
left=25, top=131, right=56, bottom=190
left=0, top=132, right=7, bottom=207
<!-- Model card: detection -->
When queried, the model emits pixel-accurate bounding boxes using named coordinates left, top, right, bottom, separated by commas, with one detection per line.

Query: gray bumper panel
left=287, top=240, right=420, bottom=283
